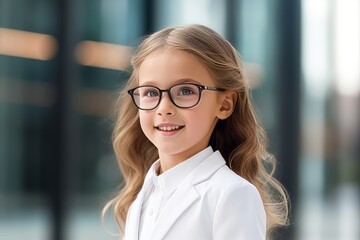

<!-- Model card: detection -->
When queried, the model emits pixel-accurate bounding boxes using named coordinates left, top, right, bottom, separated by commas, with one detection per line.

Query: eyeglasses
left=128, top=83, right=225, bottom=110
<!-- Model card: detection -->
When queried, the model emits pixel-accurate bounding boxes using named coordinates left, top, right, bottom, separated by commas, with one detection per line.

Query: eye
left=144, top=89, right=159, bottom=97
left=178, top=87, right=196, bottom=96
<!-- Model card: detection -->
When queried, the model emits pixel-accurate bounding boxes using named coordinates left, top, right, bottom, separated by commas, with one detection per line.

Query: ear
left=217, top=91, right=237, bottom=120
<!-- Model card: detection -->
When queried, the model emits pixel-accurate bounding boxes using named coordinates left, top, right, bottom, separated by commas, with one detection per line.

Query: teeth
left=158, top=126, right=181, bottom=131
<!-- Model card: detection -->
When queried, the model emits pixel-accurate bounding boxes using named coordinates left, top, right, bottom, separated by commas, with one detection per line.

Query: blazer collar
left=150, top=150, right=225, bottom=239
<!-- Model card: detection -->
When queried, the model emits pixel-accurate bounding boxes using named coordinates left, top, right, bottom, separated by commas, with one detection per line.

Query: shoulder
left=209, top=166, right=266, bottom=239
left=206, top=164, right=262, bottom=201
left=192, top=150, right=263, bottom=207
left=192, top=159, right=266, bottom=239
left=189, top=150, right=264, bottom=211
left=191, top=150, right=261, bottom=197
left=214, top=165, right=263, bottom=205
left=213, top=164, right=251, bottom=185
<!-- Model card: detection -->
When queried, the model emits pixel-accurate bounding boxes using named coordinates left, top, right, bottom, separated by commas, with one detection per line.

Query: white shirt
left=138, top=147, right=214, bottom=240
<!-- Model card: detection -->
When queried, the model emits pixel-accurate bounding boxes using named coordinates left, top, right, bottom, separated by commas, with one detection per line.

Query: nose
left=156, top=92, right=176, bottom=116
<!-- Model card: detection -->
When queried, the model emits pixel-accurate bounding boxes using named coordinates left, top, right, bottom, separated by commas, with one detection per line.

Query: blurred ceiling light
left=0, top=28, right=58, bottom=60
left=75, top=41, right=132, bottom=70
left=334, top=0, right=360, bottom=96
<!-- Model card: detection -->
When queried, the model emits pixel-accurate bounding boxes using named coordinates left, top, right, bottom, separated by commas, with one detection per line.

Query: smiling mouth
left=155, top=125, right=185, bottom=131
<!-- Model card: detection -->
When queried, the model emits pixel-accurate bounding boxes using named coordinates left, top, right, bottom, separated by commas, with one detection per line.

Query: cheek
left=187, top=108, right=217, bottom=129
left=139, top=112, right=152, bottom=134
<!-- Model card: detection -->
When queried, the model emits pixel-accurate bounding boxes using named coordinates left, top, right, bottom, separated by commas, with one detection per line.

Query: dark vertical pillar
left=275, top=0, right=301, bottom=239
left=225, top=0, right=238, bottom=46
left=49, top=0, right=79, bottom=240
left=143, top=0, right=156, bottom=35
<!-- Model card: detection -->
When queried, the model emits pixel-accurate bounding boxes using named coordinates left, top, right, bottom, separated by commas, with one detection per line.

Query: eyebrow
left=139, top=78, right=201, bottom=86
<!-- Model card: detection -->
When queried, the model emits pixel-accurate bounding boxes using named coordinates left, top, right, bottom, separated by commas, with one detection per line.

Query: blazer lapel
left=150, top=151, right=226, bottom=240
left=149, top=179, right=199, bottom=240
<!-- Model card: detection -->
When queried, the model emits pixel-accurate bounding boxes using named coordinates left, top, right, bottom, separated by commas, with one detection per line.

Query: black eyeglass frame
left=127, top=83, right=225, bottom=110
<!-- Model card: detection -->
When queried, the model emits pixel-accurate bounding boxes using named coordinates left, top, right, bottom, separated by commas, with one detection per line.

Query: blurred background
left=0, top=0, right=359, bottom=239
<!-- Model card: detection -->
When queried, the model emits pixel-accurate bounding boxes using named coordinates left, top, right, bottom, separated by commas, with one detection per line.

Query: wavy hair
left=104, top=24, right=289, bottom=235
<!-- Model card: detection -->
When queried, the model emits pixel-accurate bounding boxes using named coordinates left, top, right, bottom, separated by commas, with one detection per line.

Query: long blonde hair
left=104, top=24, right=289, bottom=235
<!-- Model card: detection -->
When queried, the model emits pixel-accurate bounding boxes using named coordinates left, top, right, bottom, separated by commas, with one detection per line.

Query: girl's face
left=137, top=48, right=227, bottom=169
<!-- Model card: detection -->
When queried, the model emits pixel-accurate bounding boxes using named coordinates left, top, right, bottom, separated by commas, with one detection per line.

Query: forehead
left=138, top=48, right=214, bottom=87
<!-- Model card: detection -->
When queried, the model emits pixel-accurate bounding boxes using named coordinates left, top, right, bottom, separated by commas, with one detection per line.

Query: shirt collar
left=150, top=146, right=214, bottom=196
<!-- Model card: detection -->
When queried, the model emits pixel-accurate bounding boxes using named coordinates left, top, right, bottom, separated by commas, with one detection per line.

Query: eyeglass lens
left=132, top=84, right=201, bottom=109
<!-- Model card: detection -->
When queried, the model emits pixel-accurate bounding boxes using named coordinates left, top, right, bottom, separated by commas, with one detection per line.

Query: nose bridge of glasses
left=152, top=90, right=176, bottom=114
left=158, top=89, right=175, bottom=105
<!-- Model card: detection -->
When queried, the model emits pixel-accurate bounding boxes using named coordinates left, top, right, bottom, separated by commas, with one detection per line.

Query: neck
left=157, top=146, right=209, bottom=174
left=158, top=154, right=186, bottom=174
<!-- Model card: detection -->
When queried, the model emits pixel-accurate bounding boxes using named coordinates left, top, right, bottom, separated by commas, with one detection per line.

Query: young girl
left=104, top=24, right=289, bottom=239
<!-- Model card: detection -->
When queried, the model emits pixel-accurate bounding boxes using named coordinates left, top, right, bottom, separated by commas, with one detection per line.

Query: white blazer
left=124, top=151, right=266, bottom=240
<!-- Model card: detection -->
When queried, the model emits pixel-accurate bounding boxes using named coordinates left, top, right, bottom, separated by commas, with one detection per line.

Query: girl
left=104, top=24, right=289, bottom=239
